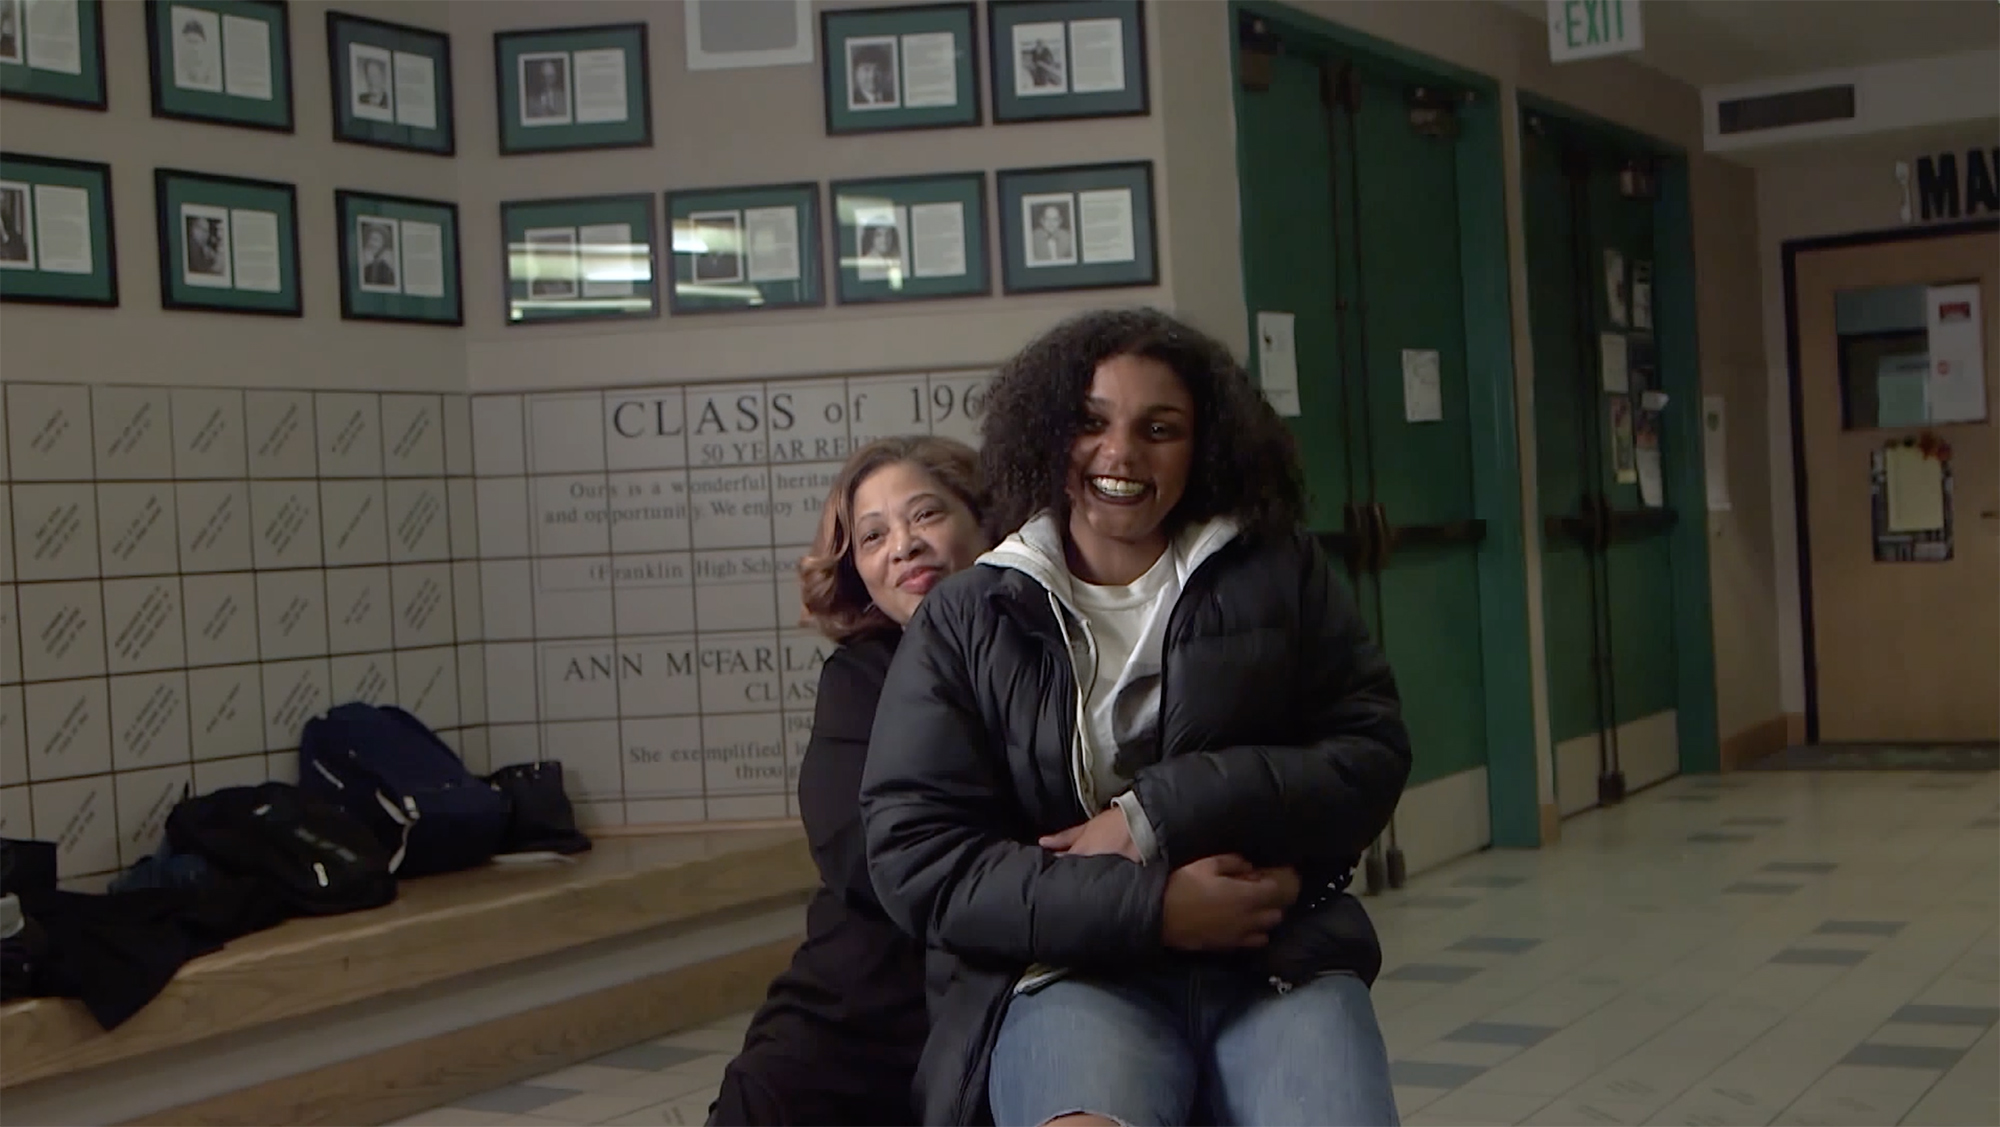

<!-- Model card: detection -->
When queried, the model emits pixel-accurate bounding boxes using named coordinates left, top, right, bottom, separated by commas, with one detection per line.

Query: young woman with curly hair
left=858, top=309, right=1412, bottom=1126
left=709, top=436, right=990, bottom=1126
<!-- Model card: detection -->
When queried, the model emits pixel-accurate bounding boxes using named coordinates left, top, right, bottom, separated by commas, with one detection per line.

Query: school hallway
left=398, top=768, right=1999, bottom=1127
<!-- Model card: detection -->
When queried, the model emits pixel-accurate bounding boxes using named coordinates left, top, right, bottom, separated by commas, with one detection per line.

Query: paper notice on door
left=1924, top=283, right=1987, bottom=424
left=1884, top=444, right=1946, bottom=533
left=1256, top=311, right=1301, bottom=417
left=1600, top=332, right=1629, bottom=392
left=1609, top=394, right=1637, bottom=485
left=1635, top=411, right=1663, bottom=508
left=1401, top=349, right=1442, bottom=422
left=1604, top=248, right=1627, bottom=327
left=1702, top=394, right=1731, bottom=512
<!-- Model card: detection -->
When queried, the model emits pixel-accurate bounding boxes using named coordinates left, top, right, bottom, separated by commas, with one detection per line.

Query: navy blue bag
left=298, top=704, right=509, bottom=878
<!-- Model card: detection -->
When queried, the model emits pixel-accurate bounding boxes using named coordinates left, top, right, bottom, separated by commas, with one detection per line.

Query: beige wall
left=1754, top=124, right=2000, bottom=720
left=0, top=0, right=464, bottom=394
left=1153, top=0, right=1782, bottom=754
left=452, top=0, right=1172, bottom=391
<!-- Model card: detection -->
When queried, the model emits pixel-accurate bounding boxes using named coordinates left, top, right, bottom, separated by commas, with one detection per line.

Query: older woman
left=710, top=436, right=990, bottom=1126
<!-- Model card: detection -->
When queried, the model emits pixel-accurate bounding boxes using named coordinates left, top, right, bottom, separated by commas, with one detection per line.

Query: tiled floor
left=402, top=770, right=1999, bottom=1126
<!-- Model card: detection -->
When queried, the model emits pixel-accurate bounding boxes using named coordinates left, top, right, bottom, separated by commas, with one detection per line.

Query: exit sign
left=1548, top=0, right=1643, bottom=63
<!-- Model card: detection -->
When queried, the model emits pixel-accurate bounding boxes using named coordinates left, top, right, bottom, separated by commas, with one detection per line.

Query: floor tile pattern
left=403, top=771, right=1999, bottom=1126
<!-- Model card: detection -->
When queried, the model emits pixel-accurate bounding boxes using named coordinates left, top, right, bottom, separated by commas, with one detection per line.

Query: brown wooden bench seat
left=0, top=828, right=815, bottom=1126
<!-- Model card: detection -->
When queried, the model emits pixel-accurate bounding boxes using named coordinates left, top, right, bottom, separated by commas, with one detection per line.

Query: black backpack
left=300, top=704, right=510, bottom=877
left=165, top=783, right=397, bottom=916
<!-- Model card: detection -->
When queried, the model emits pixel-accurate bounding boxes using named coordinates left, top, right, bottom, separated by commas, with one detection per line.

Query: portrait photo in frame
left=146, top=0, right=294, bottom=132
left=327, top=10, right=455, bottom=155
left=0, top=151, right=118, bottom=306
left=0, top=0, right=108, bottom=110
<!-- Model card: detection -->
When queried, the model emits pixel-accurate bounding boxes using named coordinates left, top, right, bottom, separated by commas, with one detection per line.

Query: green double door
left=1238, top=44, right=1489, bottom=885
left=1522, top=111, right=1683, bottom=814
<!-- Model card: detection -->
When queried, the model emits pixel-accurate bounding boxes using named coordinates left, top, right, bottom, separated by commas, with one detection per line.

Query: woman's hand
left=1038, top=805, right=1141, bottom=861
left=1161, top=855, right=1301, bottom=951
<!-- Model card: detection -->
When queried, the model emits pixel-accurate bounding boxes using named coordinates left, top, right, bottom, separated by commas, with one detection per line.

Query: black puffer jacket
left=858, top=526, right=1411, bottom=1124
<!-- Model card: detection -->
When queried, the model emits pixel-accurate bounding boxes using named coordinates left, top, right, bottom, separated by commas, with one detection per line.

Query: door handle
left=1370, top=502, right=1394, bottom=571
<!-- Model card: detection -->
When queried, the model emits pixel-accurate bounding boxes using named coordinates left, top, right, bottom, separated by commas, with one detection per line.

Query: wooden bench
left=0, top=828, right=816, bottom=1126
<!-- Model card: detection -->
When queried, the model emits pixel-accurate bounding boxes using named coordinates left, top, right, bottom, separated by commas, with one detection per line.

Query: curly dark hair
left=979, top=307, right=1306, bottom=543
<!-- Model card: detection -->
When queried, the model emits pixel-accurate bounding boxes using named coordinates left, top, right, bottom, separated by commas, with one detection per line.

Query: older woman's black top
left=710, top=630, right=926, bottom=1126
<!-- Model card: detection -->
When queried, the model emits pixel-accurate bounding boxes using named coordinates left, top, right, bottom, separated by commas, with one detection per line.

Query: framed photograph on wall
left=153, top=167, right=301, bottom=316
left=819, top=3, right=979, bottom=136
left=146, top=0, right=294, bottom=132
left=829, top=171, right=988, bottom=305
left=501, top=192, right=658, bottom=325
left=996, top=160, right=1155, bottom=294
left=327, top=10, right=454, bottom=155
left=987, top=0, right=1147, bottom=124
left=335, top=189, right=461, bottom=325
left=665, top=182, right=822, bottom=314
left=493, top=22, right=651, bottom=156
left=0, top=0, right=108, bottom=110
left=0, top=151, right=118, bottom=306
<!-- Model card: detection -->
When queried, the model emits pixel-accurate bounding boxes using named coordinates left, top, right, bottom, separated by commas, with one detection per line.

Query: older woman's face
left=848, top=461, right=985, bottom=626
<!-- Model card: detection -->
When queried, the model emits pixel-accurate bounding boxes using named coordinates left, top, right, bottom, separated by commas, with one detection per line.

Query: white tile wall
left=468, top=370, right=990, bottom=828
left=3, top=384, right=482, bottom=884
left=3, top=371, right=990, bottom=879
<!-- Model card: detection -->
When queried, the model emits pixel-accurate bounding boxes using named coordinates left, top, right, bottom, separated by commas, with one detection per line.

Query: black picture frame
left=987, top=0, right=1148, bottom=124
left=146, top=0, right=296, bottom=134
left=153, top=166, right=303, bottom=317
left=0, top=0, right=109, bottom=111
left=996, top=159, right=1158, bottom=294
left=493, top=22, right=653, bottom=156
left=829, top=170, right=991, bottom=306
left=820, top=2, right=982, bottom=136
left=0, top=151, right=119, bottom=307
left=500, top=192, right=661, bottom=326
left=325, top=9, right=455, bottom=156
left=664, top=181, right=825, bottom=316
left=335, top=188, right=463, bottom=327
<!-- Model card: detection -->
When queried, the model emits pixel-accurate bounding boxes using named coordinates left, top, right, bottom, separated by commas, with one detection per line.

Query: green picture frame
left=665, top=182, right=823, bottom=315
left=997, top=160, right=1156, bottom=294
left=831, top=172, right=989, bottom=305
left=147, top=0, right=294, bottom=133
left=988, top=0, right=1147, bottom=124
left=154, top=167, right=301, bottom=317
left=0, top=0, right=108, bottom=110
left=501, top=192, right=659, bottom=325
left=0, top=152, right=117, bottom=306
left=326, top=10, right=454, bottom=155
left=494, top=22, right=651, bottom=156
left=336, top=189, right=462, bottom=326
left=821, top=3, right=980, bottom=136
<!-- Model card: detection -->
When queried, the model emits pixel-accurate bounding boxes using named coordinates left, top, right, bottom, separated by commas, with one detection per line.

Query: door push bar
left=1317, top=502, right=1489, bottom=575
left=1542, top=492, right=1678, bottom=553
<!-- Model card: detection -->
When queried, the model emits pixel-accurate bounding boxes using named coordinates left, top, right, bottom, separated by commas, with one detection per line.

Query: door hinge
left=1238, top=13, right=1279, bottom=93
left=1406, top=85, right=1462, bottom=139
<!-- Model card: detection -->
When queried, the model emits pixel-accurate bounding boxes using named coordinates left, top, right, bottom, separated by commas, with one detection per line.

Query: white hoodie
left=978, top=511, right=1239, bottom=863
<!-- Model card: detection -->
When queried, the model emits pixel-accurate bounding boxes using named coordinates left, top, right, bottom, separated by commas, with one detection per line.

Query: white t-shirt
left=1068, top=545, right=1183, bottom=806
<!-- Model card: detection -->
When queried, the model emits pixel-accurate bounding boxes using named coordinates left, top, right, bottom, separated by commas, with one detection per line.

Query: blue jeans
left=987, top=965, right=1399, bottom=1127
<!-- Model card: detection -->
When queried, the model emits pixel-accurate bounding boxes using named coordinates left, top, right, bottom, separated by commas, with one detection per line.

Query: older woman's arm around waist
left=859, top=591, right=1170, bottom=971
left=1128, top=531, right=1414, bottom=872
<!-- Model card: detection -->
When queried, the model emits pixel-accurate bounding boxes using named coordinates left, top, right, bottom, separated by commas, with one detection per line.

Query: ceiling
left=1500, top=0, right=2000, bottom=88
